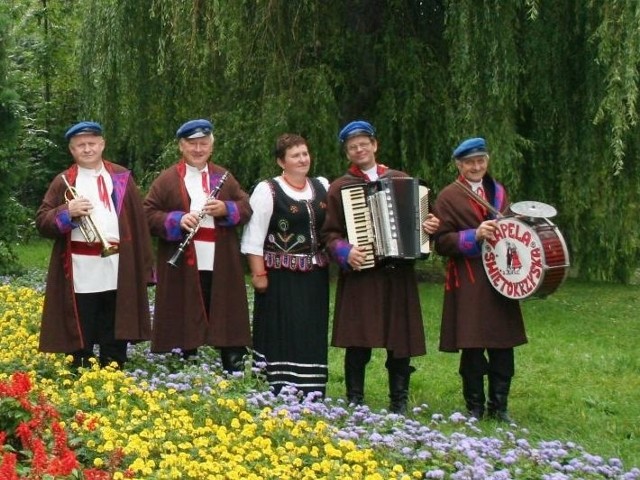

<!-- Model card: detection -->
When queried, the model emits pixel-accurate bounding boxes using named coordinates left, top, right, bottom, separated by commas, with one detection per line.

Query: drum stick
left=453, top=180, right=504, bottom=218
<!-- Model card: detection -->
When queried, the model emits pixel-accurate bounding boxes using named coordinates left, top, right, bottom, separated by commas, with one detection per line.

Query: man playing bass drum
left=432, top=137, right=527, bottom=422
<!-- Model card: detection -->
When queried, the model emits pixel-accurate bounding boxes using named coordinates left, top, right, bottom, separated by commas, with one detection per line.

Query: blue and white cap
left=176, top=119, right=214, bottom=139
left=338, top=120, right=376, bottom=143
left=453, top=137, right=488, bottom=159
left=65, top=121, right=103, bottom=141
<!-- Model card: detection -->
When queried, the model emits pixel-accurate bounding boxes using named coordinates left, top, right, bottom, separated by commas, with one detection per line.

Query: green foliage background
left=3, top=0, right=640, bottom=281
left=0, top=3, right=25, bottom=273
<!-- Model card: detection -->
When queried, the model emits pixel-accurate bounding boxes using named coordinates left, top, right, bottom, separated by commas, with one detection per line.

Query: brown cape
left=432, top=177, right=527, bottom=352
left=321, top=168, right=426, bottom=358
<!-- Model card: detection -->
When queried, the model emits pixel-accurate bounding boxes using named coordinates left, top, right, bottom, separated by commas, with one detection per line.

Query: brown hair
left=274, top=133, right=307, bottom=160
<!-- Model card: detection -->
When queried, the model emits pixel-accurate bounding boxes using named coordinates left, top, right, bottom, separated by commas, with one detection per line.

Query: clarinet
left=167, top=171, right=230, bottom=268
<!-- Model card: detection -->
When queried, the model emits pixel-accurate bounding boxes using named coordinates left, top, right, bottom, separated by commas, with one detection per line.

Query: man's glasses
left=346, top=141, right=372, bottom=153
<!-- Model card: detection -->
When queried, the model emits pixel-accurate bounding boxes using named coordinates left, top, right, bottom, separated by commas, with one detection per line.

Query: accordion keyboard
left=341, top=185, right=376, bottom=269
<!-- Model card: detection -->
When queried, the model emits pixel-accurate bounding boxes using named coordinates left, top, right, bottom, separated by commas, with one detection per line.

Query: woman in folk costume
left=241, top=133, right=330, bottom=397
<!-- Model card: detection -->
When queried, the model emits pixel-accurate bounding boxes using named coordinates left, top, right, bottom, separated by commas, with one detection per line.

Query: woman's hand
left=251, top=272, right=268, bottom=293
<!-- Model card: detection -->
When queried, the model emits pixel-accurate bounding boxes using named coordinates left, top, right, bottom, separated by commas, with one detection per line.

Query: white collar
left=185, top=163, right=208, bottom=174
left=77, top=163, right=105, bottom=177
left=468, top=180, right=483, bottom=192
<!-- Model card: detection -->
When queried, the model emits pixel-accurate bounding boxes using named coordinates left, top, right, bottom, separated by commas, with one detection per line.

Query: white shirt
left=241, top=176, right=329, bottom=256
left=184, top=164, right=216, bottom=271
left=71, top=164, right=120, bottom=293
left=468, top=180, right=482, bottom=192
left=362, top=165, right=379, bottom=181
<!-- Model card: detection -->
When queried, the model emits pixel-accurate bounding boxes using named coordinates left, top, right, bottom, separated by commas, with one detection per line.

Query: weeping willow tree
left=517, top=0, right=640, bottom=282
left=78, top=0, right=344, bottom=184
left=74, top=0, right=640, bottom=282
left=77, top=0, right=451, bottom=184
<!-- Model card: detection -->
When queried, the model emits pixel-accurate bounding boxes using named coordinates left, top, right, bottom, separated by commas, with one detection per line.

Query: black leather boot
left=220, top=347, right=248, bottom=374
left=487, top=374, right=513, bottom=422
left=461, top=375, right=485, bottom=419
left=387, top=363, right=415, bottom=414
left=345, top=357, right=366, bottom=405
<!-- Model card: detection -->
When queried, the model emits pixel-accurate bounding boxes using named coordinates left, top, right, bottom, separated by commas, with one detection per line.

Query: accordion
left=341, top=177, right=430, bottom=269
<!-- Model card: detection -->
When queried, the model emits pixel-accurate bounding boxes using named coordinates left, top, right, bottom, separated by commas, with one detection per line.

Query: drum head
left=482, top=217, right=570, bottom=300
left=482, top=217, right=544, bottom=300
left=510, top=201, right=557, bottom=219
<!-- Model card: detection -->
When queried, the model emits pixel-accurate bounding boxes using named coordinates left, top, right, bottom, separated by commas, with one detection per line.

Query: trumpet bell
left=61, top=174, right=119, bottom=257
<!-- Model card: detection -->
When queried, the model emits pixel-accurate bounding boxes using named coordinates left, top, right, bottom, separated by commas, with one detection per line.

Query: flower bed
left=1, top=284, right=639, bottom=479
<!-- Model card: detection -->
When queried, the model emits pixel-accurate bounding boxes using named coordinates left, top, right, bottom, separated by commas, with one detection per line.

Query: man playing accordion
left=321, top=120, right=440, bottom=414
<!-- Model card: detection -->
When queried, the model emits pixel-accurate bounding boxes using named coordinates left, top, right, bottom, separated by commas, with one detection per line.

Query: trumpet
left=61, top=174, right=119, bottom=257
left=167, top=171, right=229, bottom=267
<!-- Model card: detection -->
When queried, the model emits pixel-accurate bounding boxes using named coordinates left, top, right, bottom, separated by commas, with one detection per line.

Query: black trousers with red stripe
left=72, top=290, right=127, bottom=369
left=181, top=271, right=247, bottom=372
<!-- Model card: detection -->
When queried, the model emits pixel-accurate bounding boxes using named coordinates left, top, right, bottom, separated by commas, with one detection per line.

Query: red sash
left=70, top=241, right=119, bottom=256
left=193, top=227, right=216, bottom=242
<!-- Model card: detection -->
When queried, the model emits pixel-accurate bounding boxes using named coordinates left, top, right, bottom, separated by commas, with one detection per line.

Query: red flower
left=0, top=452, right=19, bottom=480
left=83, top=468, right=112, bottom=480
left=0, top=372, right=31, bottom=398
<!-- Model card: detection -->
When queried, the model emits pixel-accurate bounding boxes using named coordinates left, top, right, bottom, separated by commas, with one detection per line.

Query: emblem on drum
left=481, top=217, right=570, bottom=300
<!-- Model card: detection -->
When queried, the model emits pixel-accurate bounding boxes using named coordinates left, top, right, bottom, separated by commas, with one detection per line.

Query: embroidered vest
left=263, top=177, right=329, bottom=272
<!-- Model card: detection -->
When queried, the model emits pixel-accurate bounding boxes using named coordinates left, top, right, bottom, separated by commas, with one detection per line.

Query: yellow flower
left=0, top=284, right=418, bottom=478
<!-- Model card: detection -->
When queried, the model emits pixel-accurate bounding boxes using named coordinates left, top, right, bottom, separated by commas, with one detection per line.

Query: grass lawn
left=326, top=278, right=640, bottom=470
left=12, top=239, right=640, bottom=470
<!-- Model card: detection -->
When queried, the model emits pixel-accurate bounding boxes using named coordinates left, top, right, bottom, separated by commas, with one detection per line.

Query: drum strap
left=454, top=180, right=501, bottom=218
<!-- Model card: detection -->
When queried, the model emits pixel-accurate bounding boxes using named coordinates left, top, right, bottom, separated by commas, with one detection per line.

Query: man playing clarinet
left=144, top=119, right=252, bottom=372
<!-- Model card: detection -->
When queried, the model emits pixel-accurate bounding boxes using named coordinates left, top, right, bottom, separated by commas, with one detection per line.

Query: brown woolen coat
left=433, top=176, right=527, bottom=352
left=321, top=168, right=426, bottom=359
left=144, top=162, right=252, bottom=352
left=35, top=162, right=153, bottom=353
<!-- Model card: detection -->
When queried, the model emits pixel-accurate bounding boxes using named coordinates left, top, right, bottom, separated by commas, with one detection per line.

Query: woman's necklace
left=281, top=173, right=307, bottom=191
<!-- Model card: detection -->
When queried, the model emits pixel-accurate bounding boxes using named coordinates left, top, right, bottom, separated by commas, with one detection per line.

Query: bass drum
left=481, top=217, right=570, bottom=300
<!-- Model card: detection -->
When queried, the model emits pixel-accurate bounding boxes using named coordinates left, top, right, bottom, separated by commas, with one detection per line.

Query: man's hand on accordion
left=422, top=213, right=440, bottom=235
left=348, top=245, right=369, bottom=271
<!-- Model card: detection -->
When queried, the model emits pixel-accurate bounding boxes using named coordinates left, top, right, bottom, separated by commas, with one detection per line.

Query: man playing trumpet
left=36, top=121, right=153, bottom=370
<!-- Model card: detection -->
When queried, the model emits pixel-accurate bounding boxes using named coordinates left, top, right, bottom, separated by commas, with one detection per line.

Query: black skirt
left=252, top=267, right=329, bottom=396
